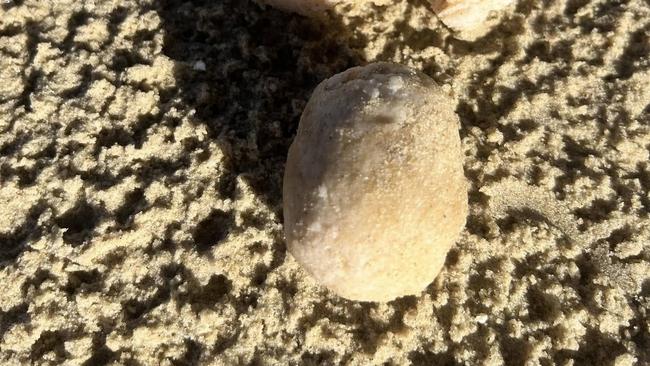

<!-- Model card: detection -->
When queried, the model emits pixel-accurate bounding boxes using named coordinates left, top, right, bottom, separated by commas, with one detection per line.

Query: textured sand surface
left=0, top=0, right=649, bottom=365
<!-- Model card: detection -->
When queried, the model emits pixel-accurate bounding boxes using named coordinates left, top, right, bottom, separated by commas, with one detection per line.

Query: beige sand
left=0, top=0, right=648, bottom=365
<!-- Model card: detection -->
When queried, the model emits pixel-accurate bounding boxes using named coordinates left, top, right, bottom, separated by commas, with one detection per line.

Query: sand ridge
left=0, top=0, right=649, bottom=365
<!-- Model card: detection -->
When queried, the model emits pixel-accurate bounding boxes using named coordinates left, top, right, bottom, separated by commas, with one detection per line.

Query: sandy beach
left=0, top=0, right=648, bottom=364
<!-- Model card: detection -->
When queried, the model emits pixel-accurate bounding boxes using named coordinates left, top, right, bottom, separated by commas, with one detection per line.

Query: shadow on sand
left=158, top=0, right=365, bottom=213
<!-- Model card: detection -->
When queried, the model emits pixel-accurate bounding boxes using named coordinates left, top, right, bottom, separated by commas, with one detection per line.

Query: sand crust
left=0, top=0, right=648, bottom=365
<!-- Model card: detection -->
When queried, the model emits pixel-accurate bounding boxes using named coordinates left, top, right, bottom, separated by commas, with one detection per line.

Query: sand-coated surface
left=0, top=0, right=648, bottom=365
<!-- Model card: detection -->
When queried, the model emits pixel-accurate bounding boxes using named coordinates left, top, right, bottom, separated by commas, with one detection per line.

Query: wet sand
left=0, top=0, right=648, bottom=364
